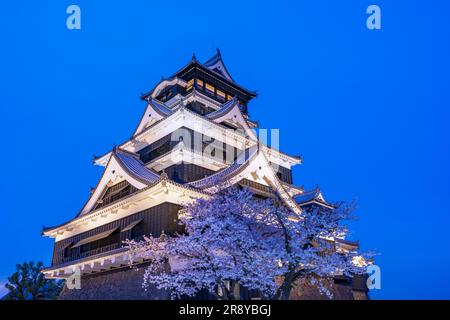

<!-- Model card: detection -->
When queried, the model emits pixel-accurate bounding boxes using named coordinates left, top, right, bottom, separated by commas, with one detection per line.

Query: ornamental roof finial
left=191, top=53, right=197, bottom=62
left=216, top=47, right=222, bottom=57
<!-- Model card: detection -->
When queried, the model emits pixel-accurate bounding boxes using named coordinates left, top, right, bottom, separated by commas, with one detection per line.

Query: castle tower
left=41, top=50, right=364, bottom=299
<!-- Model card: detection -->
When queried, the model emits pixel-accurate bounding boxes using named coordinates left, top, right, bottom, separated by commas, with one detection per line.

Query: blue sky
left=1, top=0, right=450, bottom=299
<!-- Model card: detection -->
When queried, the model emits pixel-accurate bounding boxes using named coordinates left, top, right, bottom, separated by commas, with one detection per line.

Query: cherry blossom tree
left=267, top=198, right=368, bottom=299
left=124, top=187, right=368, bottom=300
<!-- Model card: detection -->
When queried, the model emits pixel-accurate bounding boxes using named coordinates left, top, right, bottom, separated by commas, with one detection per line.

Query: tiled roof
left=189, top=150, right=255, bottom=190
left=294, top=188, right=321, bottom=204
left=149, top=98, right=173, bottom=116
left=202, top=49, right=234, bottom=81
left=115, top=149, right=160, bottom=185
left=149, top=96, right=240, bottom=122
left=206, top=97, right=238, bottom=120
left=294, top=188, right=331, bottom=207
left=170, top=52, right=257, bottom=97
left=203, top=51, right=222, bottom=67
left=335, top=238, right=359, bottom=248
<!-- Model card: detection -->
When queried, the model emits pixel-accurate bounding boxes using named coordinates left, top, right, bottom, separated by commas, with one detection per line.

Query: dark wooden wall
left=178, top=67, right=251, bottom=113
left=164, top=162, right=215, bottom=183
left=273, top=165, right=293, bottom=184
left=137, top=127, right=243, bottom=164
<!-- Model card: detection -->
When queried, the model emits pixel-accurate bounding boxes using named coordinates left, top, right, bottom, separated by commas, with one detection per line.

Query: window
left=95, top=181, right=137, bottom=209
left=79, top=230, right=120, bottom=254
left=196, top=79, right=204, bottom=89
left=110, top=185, right=132, bottom=203
left=187, top=79, right=194, bottom=91
left=131, top=222, right=144, bottom=240
left=122, top=219, right=145, bottom=240
left=148, top=142, right=171, bottom=159
left=187, top=102, right=215, bottom=115
left=216, top=89, right=226, bottom=100
left=63, top=246, right=72, bottom=259
left=205, top=83, right=215, bottom=93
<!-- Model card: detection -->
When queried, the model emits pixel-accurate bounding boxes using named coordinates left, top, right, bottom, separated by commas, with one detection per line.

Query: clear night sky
left=1, top=1, right=449, bottom=299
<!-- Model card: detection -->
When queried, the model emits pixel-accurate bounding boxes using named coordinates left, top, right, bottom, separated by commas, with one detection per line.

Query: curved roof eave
left=76, top=148, right=160, bottom=219
left=42, top=176, right=211, bottom=237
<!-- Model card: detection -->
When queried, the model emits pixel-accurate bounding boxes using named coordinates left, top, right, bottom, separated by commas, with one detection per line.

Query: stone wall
left=59, top=266, right=368, bottom=300
left=289, top=277, right=368, bottom=300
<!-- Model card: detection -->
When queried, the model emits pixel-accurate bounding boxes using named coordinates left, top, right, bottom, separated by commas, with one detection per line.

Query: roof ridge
left=203, top=48, right=222, bottom=67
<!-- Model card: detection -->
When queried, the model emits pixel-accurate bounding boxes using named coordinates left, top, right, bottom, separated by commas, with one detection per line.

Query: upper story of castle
left=141, top=48, right=257, bottom=117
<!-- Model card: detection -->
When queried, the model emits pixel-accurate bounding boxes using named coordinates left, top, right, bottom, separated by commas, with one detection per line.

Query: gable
left=93, top=180, right=138, bottom=210
left=79, top=151, right=159, bottom=216
left=189, top=149, right=301, bottom=214
left=208, top=60, right=234, bottom=82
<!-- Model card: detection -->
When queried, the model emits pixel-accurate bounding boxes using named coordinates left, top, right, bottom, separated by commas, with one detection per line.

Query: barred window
left=216, top=89, right=226, bottom=99
left=187, top=79, right=194, bottom=91
left=205, top=83, right=215, bottom=93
